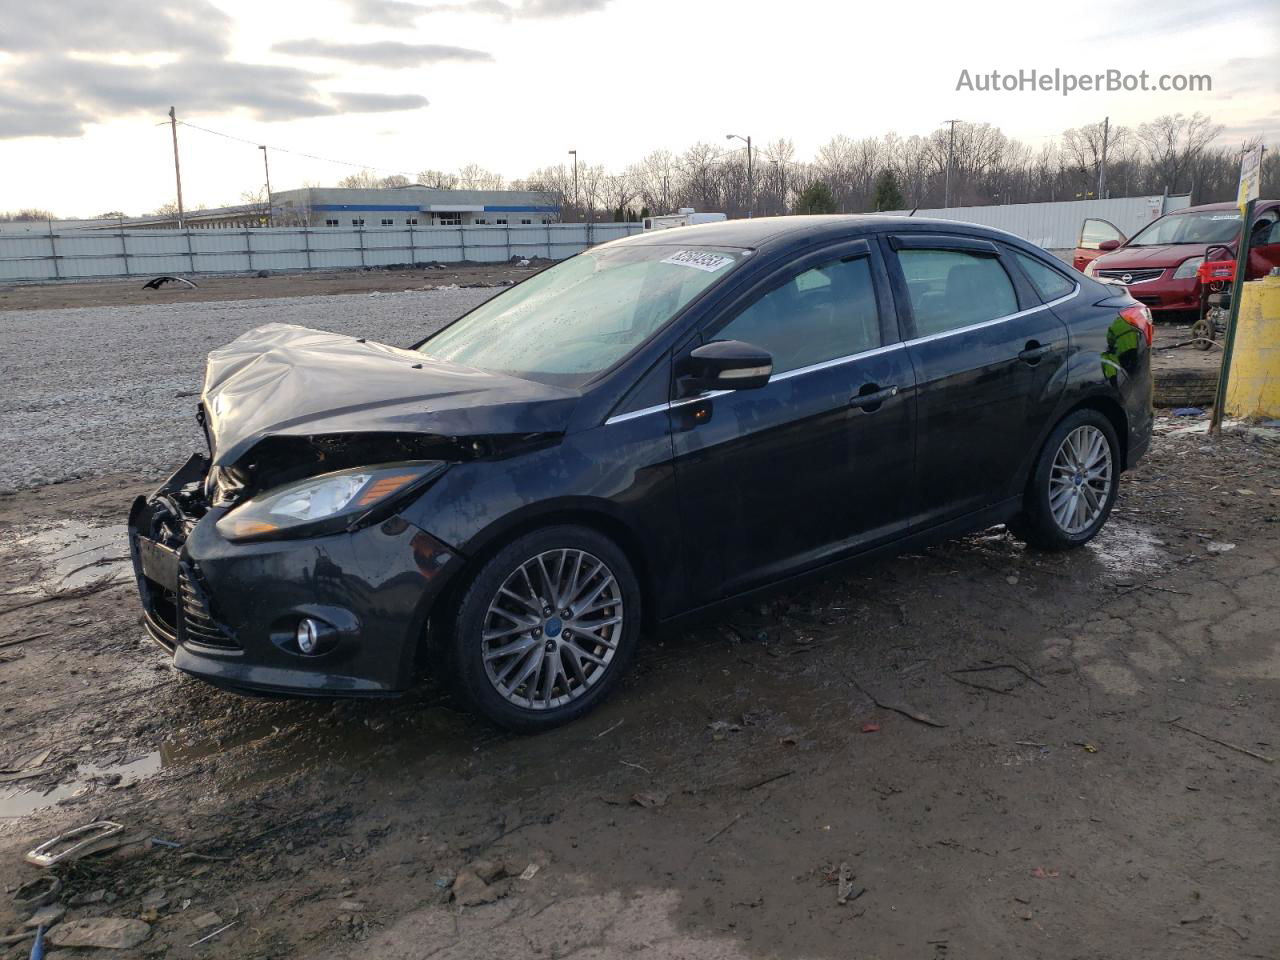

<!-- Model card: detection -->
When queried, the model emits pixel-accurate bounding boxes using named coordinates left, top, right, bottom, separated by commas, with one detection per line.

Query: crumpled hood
left=202, top=323, right=578, bottom=467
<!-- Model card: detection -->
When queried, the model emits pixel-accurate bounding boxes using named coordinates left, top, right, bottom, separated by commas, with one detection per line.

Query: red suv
left=1074, top=201, right=1280, bottom=317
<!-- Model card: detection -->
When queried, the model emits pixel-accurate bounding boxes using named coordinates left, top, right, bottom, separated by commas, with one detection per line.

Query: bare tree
left=577, top=164, right=607, bottom=221
left=520, top=164, right=575, bottom=219
left=417, top=169, right=460, bottom=189
left=457, top=164, right=506, bottom=190
left=321, top=109, right=1251, bottom=223
left=678, top=142, right=725, bottom=212
left=632, top=150, right=679, bottom=214
left=337, top=169, right=383, bottom=189
left=1136, top=113, right=1223, bottom=197
left=601, top=172, right=637, bottom=220
left=0, top=208, right=57, bottom=221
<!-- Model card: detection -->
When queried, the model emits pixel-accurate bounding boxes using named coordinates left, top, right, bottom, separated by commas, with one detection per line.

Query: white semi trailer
left=642, top=208, right=728, bottom=231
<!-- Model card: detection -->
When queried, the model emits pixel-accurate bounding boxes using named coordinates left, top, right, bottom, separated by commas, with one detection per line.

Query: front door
left=885, top=234, right=1070, bottom=529
left=671, top=240, right=916, bottom=603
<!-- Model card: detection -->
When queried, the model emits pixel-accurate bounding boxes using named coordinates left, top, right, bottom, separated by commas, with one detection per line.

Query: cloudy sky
left=1, top=0, right=1276, bottom=217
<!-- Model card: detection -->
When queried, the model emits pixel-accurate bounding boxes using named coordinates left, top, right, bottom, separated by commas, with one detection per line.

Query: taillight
left=1120, top=303, right=1153, bottom=346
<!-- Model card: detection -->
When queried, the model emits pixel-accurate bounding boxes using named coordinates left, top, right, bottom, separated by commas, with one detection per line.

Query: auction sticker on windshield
left=661, top=250, right=736, bottom=272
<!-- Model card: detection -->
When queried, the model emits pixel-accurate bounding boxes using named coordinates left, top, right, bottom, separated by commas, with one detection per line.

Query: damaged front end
left=127, top=445, right=465, bottom=697
left=127, top=322, right=577, bottom=697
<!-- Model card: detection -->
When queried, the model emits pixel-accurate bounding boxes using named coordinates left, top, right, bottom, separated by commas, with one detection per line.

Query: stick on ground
left=1168, top=719, right=1274, bottom=764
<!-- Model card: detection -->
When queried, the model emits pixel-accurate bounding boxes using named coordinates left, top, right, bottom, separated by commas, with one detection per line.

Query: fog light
left=296, top=618, right=320, bottom=655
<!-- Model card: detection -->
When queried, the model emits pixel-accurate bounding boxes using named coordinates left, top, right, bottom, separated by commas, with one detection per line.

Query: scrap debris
left=25, top=821, right=126, bottom=867
left=141, top=276, right=198, bottom=290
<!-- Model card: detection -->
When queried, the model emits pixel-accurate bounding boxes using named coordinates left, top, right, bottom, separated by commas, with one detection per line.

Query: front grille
left=1096, top=268, right=1164, bottom=284
left=178, top=568, right=239, bottom=649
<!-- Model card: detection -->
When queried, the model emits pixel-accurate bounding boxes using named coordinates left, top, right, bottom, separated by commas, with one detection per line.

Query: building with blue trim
left=273, top=185, right=560, bottom=228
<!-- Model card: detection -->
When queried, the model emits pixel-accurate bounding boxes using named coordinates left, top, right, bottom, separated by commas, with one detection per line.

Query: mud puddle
left=4, top=520, right=131, bottom=594
left=0, top=753, right=160, bottom=821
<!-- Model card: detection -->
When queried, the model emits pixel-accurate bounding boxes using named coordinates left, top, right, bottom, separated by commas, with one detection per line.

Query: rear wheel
left=1009, top=410, right=1120, bottom=551
left=450, top=525, right=640, bottom=732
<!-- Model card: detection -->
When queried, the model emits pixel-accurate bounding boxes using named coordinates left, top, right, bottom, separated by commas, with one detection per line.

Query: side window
left=713, top=256, right=881, bottom=375
left=897, top=249, right=1017, bottom=337
left=1015, top=252, right=1076, bottom=302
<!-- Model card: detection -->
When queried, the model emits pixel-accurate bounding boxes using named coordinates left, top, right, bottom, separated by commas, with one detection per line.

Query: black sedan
left=129, top=216, right=1154, bottom=730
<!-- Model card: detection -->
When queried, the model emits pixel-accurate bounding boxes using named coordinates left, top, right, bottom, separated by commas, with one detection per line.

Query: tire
left=449, top=525, right=641, bottom=732
left=1009, top=410, right=1121, bottom=551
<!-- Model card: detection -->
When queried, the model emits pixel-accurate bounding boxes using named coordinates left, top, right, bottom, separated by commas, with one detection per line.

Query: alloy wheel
left=1048, top=424, right=1113, bottom=535
left=481, top=549, right=624, bottom=710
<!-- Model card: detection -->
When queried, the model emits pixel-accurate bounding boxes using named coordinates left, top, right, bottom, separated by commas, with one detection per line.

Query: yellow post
left=1224, top=271, right=1280, bottom=420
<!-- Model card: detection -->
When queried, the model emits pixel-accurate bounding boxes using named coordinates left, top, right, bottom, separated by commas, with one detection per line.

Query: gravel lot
left=0, top=288, right=495, bottom=492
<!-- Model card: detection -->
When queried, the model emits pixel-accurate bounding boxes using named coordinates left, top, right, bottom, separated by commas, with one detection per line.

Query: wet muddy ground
left=1, top=419, right=1277, bottom=959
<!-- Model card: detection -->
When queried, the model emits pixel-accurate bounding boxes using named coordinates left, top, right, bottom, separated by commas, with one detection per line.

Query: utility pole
left=942, top=119, right=962, bottom=208
left=568, top=149, right=578, bottom=220
left=168, top=106, right=185, bottom=228
left=727, top=133, right=753, bottom=216
left=1098, top=116, right=1110, bottom=199
left=258, top=145, right=273, bottom=227
left=943, top=119, right=962, bottom=208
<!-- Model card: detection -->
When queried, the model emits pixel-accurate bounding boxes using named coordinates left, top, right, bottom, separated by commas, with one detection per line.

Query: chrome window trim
left=602, top=281, right=1080, bottom=426
left=902, top=282, right=1079, bottom=348
left=603, top=343, right=901, bottom=426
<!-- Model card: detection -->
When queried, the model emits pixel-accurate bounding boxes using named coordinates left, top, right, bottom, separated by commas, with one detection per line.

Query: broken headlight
left=216, top=461, right=446, bottom=542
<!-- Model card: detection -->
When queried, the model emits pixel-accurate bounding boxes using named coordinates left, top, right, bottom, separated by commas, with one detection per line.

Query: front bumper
left=128, top=455, right=464, bottom=697
left=1118, top=274, right=1199, bottom=314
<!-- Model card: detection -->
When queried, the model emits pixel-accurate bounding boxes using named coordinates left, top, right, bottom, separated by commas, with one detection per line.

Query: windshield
left=1127, top=210, right=1242, bottom=246
left=418, top=244, right=743, bottom=386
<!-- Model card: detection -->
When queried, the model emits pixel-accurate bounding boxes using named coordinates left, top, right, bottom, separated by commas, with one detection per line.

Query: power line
left=176, top=119, right=414, bottom=178
left=176, top=119, right=507, bottom=188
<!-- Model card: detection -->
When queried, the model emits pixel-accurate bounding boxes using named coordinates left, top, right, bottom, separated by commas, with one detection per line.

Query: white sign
left=661, top=249, right=735, bottom=272
left=1237, top=143, right=1263, bottom=211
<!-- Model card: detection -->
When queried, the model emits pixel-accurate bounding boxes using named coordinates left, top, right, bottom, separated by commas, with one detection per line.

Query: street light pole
left=943, top=119, right=962, bottom=209
left=568, top=149, right=578, bottom=220
left=727, top=133, right=753, bottom=216
left=258, top=145, right=273, bottom=227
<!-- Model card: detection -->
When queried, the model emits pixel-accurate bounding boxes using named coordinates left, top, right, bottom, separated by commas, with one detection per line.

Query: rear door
left=671, top=238, right=916, bottom=601
left=884, top=233, right=1070, bottom=530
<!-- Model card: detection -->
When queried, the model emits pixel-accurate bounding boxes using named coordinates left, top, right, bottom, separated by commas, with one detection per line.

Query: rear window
left=1015, top=252, right=1076, bottom=302
left=898, top=249, right=1017, bottom=337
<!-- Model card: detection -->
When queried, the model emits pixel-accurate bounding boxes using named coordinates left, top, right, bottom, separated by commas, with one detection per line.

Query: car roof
left=611, top=214, right=1031, bottom=253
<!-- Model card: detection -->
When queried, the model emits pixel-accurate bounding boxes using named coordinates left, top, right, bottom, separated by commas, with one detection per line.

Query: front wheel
left=449, top=525, right=641, bottom=732
left=1009, top=410, right=1120, bottom=551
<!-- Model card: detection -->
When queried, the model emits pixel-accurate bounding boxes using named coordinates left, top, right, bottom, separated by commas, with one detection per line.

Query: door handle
left=1018, top=341, right=1053, bottom=365
left=849, top=384, right=898, bottom=411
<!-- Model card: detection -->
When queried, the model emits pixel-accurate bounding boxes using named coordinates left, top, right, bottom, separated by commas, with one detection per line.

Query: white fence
left=0, top=222, right=645, bottom=282
left=882, top=194, right=1192, bottom=254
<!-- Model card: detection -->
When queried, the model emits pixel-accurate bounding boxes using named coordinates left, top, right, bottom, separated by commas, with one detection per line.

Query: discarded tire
left=1154, top=368, right=1219, bottom=408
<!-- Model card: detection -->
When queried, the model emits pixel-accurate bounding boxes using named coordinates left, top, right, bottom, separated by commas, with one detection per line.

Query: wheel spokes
left=482, top=548, right=623, bottom=710
left=1049, top=425, right=1112, bottom=534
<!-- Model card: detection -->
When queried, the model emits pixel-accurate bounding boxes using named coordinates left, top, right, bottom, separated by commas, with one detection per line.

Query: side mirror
left=681, top=340, right=773, bottom=394
left=1098, top=239, right=1122, bottom=252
